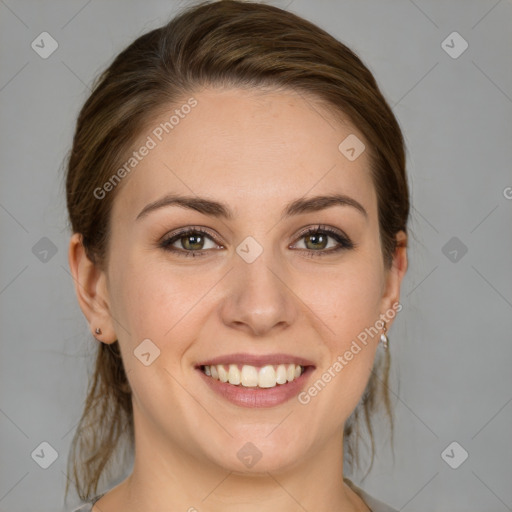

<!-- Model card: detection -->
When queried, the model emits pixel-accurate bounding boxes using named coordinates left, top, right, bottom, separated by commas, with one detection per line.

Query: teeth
left=276, top=364, right=288, bottom=384
left=241, top=365, right=258, bottom=387
left=286, top=364, right=295, bottom=382
left=202, top=363, right=305, bottom=388
left=258, top=365, right=276, bottom=388
left=228, top=364, right=240, bottom=385
left=218, top=365, right=228, bottom=383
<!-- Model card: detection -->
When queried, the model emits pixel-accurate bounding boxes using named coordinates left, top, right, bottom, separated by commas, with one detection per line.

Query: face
left=83, top=87, right=406, bottom=475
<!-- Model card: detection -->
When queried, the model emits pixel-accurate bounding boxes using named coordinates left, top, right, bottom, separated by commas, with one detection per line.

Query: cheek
left=308, top=257, right=384, bottom=341
left=300, top=256, right=383, bottom=410
left=107, top=249, right=163, bottom=340
left=108, top=260, right=197, bottom=409
left=108, top=251, right=209, bottom=364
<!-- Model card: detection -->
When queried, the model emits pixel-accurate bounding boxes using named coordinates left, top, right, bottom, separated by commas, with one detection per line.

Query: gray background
left=0, top=0, right=511, bottom=511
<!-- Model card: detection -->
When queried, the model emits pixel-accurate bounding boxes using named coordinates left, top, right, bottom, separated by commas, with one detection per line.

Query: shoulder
left=70, top=484, right=399, bottom=512
left=344, top=478, right=399, bottom=512
left=70, top=505, right=93, bottom=512
left=70, top=493, right=105, bottom=512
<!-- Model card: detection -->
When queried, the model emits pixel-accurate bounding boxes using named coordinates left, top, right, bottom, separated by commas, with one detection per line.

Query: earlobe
left=68, top=233, right=117, bottom=344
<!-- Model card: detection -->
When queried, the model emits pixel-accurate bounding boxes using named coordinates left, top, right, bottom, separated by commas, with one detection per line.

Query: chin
left=198, top=430, right=312, bottom=475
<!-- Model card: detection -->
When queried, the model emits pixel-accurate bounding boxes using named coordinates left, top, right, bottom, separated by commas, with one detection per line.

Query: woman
left=65, top=1, right=408, bottom=510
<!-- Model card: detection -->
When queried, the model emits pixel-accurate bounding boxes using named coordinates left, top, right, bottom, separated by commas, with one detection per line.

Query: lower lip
left=196, top=366, right=315, bottom=408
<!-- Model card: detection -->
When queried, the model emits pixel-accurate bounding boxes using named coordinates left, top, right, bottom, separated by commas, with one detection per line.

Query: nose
left=218, top=248, right=298, bottom=337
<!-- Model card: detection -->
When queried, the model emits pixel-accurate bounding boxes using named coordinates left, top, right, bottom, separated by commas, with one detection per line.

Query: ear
left=379, top=230, right=408, bottom=328
left=68, top=232, right=117, bottom=344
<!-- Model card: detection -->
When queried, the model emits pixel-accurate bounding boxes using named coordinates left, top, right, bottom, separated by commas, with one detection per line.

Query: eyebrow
left=135, top=192, right=368, bottom=221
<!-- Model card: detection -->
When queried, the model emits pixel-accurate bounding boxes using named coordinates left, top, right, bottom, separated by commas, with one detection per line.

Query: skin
left=69, top=86, right=407, bottom=512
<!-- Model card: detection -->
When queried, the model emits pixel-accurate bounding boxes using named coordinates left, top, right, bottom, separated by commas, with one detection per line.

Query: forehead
left=111, top=87, right=377, bottom=222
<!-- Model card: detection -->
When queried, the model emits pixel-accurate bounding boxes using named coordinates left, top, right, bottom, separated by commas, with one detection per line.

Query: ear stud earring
left=95, top=327, right=102, bottom=336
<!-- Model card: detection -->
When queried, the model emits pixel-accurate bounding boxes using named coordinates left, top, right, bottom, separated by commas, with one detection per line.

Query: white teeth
left=241, top=365, right=259, bottom=387
left=258, top=365, right=276, bottom=388
left=202, top=363, right=305, bottom=388
left=276, top=364, right=287, bottom=384
left=228, top=364, right=240, bottom=385
left=218, top=365, right=228, bottom=382
left=286, top=364, right=295, bottom=382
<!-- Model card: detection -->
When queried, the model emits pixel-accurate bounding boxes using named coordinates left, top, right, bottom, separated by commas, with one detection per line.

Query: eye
left=291, top=225, right=355, bottom=257
left=159, top=227, right=222, bottom=258
left=159, top=224, right=355, bottom=259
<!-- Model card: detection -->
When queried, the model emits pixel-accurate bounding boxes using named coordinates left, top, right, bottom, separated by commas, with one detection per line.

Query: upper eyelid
left=162, top=225, right=350, bottom=248
left=162, top=226, right=223, bottom=246
left=293, top=224, right=349, bottom=241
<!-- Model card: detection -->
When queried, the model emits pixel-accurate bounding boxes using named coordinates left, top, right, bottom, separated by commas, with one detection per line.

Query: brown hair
left=65, top=0, right=409, bottom=502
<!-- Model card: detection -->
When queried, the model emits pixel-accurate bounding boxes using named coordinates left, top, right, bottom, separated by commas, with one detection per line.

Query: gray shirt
left=71, top=479, right=398, bottom=512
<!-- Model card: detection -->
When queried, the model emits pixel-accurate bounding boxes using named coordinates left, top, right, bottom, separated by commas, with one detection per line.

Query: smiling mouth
left=200, top=363, right=306, bottom=389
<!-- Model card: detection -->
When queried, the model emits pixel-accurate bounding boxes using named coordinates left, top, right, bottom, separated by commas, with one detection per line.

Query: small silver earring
left=380, top=321, right=388, bottom=349
left=95, top=327, right=102, bottom=336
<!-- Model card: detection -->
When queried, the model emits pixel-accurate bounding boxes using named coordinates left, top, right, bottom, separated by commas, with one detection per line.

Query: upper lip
left=196, top=353, right=315, bottom=368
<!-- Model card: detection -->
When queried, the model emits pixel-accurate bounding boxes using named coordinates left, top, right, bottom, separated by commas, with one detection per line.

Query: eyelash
left=159, top=224, right=355, bottom=259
